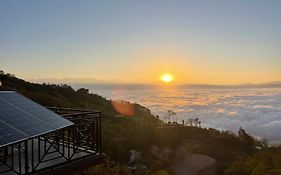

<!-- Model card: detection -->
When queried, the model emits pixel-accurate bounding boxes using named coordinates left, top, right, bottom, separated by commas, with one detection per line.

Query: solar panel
left=0, top=91, right=73, bottom=147
left=0, top=120, right=27, bottom=146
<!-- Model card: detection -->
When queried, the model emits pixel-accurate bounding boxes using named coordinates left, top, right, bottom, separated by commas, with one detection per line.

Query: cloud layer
left=94, top=87, right=281, bottom=145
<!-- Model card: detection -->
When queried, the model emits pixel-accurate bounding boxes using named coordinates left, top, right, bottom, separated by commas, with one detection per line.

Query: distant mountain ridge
left=26, top=75, right=281, bottom=89
left=180, top=81, right=281, bottom=89
left=69, top=81, right=281, bottom=90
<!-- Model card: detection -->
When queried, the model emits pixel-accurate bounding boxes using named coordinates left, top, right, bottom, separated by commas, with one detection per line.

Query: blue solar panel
left=0, top=120, right=27, bottom=146
left=0, top=91, right=73, bottom=147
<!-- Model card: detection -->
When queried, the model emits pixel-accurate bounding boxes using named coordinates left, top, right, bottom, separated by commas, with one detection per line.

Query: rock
left=128, top=150, right=147, bottom=174
left=172, top=153, right=216, bottom=175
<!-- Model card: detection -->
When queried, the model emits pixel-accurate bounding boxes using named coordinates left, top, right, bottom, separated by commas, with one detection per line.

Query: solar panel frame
left=0, top=91, right=74, bottom=147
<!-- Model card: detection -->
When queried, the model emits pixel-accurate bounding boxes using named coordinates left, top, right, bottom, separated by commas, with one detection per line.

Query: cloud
left=94, top=87, right=281, bottom=145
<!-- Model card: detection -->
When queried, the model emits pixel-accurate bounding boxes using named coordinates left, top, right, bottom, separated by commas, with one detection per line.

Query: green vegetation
left=225, top=146, right=281, bottom=175
left=85, top=159, right=133, bottom=175
left=1, top=71, right=280, bottom=175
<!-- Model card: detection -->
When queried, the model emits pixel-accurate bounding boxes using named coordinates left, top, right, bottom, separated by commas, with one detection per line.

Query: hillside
left=1, top=71, right=280, bottom=175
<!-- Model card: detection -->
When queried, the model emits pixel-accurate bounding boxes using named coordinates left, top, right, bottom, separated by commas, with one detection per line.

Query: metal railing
left=0, top=107, right=102, bottom=175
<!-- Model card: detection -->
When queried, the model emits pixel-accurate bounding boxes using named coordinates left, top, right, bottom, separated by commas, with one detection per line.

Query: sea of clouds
left=93, top=87, right=281, bottom=145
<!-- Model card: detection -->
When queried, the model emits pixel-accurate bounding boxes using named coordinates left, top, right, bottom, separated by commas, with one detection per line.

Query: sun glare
left=161, top=73, right=174, bottom=83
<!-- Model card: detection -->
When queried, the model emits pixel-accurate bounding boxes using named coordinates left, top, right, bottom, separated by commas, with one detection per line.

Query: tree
left=163, top=110, right=176, bottom=123
left=77, top=88, right=89, bottom=95
left=224, top=161, right=250, bottom=175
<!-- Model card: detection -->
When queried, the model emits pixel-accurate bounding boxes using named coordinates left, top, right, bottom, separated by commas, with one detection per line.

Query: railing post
left=24, top=140, right=29, bottom=174
left=18, top=143, right=21, bottom=174
left=98, top=112, right=102, bottom=153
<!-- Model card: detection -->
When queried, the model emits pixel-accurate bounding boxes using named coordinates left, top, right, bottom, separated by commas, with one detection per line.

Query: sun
left=161, top=73, right=174, bottom=83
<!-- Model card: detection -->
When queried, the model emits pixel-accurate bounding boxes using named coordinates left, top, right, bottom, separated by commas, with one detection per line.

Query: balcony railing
left=0, top=107, right=102, bottom=175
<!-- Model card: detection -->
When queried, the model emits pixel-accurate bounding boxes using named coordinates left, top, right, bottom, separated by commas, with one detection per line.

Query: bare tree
left=187, top=117, right=202, bottom=127
left=188, top=118, right=193, bottom=126
left=193, top=118, right=199, bottom=127
left=163, top=110, right=176, bottom=124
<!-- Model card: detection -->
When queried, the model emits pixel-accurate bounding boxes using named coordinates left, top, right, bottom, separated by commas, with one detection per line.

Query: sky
left=0, top=0, right=281, bottom=85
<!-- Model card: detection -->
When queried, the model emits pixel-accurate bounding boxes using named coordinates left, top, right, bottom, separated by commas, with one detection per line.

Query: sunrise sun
left=161, top=73, right=174, bottom=83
